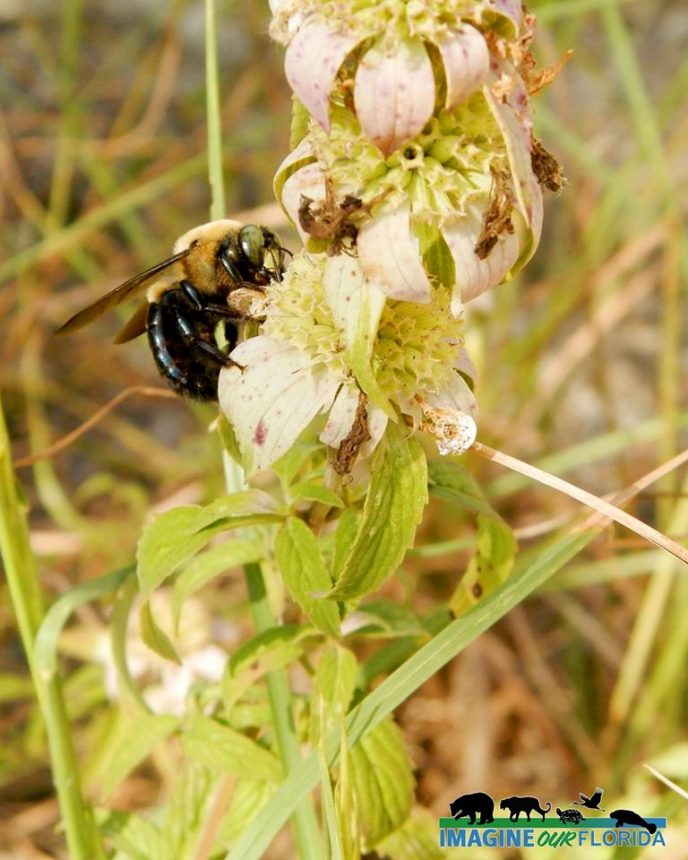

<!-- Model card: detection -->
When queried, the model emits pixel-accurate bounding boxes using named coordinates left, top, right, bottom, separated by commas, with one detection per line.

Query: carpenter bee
left=56, top=220, right=288, bottom=401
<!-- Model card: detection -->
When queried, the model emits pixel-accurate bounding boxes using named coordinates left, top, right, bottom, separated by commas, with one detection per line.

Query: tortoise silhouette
left=556, top=807, right=585, bottom=825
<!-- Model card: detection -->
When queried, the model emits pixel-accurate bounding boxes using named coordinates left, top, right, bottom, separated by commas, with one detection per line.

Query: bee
left=56, top=220, right=288, bottom=401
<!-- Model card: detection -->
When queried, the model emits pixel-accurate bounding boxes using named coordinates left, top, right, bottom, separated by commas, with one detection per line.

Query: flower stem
left=244, top=563, right=324, bottom=860
left=0, top=398, right=102, bottom=858
left=206, top=6, right=321, bottom=854
left=224, top=451, right=322, bottom=857
left=205, top=0, right=225, bottom=221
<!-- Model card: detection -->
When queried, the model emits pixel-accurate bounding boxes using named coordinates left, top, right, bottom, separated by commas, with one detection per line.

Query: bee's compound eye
left=238, top=225, right=266, bottom=267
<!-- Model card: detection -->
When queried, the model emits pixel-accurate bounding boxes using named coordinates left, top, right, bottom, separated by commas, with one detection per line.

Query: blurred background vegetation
left=1, top=0, right=687, bottom=856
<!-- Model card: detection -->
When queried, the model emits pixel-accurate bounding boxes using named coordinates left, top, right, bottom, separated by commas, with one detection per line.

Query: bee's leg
left=179, top=280, right=210, bottom=309
left=219, top=256, right=244, bottom=284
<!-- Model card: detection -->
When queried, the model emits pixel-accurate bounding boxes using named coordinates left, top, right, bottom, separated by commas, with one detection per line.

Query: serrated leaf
left=333, top=509, right=360, bottom=577
left=349, top=718, right=414, bottom=849
left=428, top=459, right=503, bottom=519
left=98, top=709, right=179, bottom=799
left=450, top=513, right=517, bottom=616
left=275, top=518, right=340, bottom=637
left=289, top=481, right=344, bottom=508
left=328, top=425, right=428, bottom=601
left=345, top=600, right=427, bottom=639
left=215, top=778, right=278, bottom=851
left=428, top=459, right=516, bottom=615
left=140, top=600, right=181, bottom=664
left=227, top=530, right=597, bottom=860
left=137, top=492, right=282, bottom=598
left=160, top=760, right=214, bottom=859
left=316, top=645, right=358, bottom=716
left=188, top=490, right=282, bottom=532
left=224, top=625, right=314, bottom=710
left=375, top=807, right=444, bottom=860
left=272, top=441, right=320, bottom=487
left=99, top=809, right=165, bottom=860
left=173, top=538, right=264, bottom=621
left=181, top=713, right=281, bottom=782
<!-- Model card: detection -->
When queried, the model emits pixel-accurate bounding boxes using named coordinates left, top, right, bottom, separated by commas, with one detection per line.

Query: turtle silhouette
left=556, top=807, right=585, bottom=825
left=573, top=787, right=605, bottom=810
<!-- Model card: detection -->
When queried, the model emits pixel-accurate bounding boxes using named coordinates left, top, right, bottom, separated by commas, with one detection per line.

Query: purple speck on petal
left=284, top=22, right=360, bottom=130
left=254, top=421, right=267, bottom=446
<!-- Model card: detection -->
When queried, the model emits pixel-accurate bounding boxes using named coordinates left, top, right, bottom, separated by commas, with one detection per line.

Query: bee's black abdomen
left=147, top=286, right=239, bottom=401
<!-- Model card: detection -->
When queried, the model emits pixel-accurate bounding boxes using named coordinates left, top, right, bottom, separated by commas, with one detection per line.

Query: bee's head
left=171, top=220, right=289, bottom=295
left=216, top=225, right=288, bottom=289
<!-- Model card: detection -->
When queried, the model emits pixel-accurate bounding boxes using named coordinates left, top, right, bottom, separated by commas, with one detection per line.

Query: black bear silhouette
left=448, top=792, right=495, bottom=825
left=499, top=796, right=551, bottom=822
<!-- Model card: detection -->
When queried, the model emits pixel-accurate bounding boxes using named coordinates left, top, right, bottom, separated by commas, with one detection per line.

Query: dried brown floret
left=531, top=136, right=567, bottom=193
left=330, top=391, right=371, bottom=476
left=298, top=177, right=389, bottom=256
left=474, top=169, right=515, bottom=260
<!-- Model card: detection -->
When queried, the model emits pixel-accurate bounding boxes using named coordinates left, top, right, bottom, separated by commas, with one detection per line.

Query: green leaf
left=346, top=299, right=396, bottom=420
left=450, top=513, right=517, bottom=616
left=274, top=518, right=340, bottom=637
left=140, top=601, right=181, bottom=664
left=181, top=713, right=281, bottom=782
left=35, top=565, right=132, bottom=676
left=316, top=645, right=358, bottom=714
left=172, top=538, right=264, bottom=621
left=333, top=509, right=359, bottom=577
left=137, top=492, right=282, bottom=598
left=215, top=778, right=278, bottom=851
left=347, top=600, right=428, bottom=639
left=349, top=718, right=414, bottom=849
left=224, top=625, right=315, bottom=710
left=189, top=490, right=281, bottom=532
left=375, top=807, right=445, bottom=860
left=160, top=760, right=214, bottom=859
left=99, top=809, right=165, bottom=860
left=289, top=481, right=344, bottom=508
left=428, top=459, right=517, bottom=615
left=428, top=459, right=502, bottom=519
left=272, top=440, right=320, bottom=488
left=98, top=709, right=179, bottom=799
left=328, top=425, right=428, bottom=601
left=227, top=528, right=596, bottom=860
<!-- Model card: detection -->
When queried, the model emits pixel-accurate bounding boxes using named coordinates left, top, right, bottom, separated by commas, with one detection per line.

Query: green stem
left=0, top=398, right=103, bottom=858
left=245, top=563, right=324, bottom=860
left=206, top=3, right=321, bottom=846
left=205, top=0, right=226, bottom=221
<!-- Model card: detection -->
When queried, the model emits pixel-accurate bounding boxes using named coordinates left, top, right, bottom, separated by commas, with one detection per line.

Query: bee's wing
left=113, top=300, right=149, bottom=344
left=54, top=250, right=188, bottom=336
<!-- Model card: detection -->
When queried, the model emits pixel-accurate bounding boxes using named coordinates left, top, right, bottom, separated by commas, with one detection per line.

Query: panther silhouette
left=499, top=796, right=552, bottom=822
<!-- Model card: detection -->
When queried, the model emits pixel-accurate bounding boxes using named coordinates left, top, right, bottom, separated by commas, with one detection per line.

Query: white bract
left=218, top=0, right=559, bottom=469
